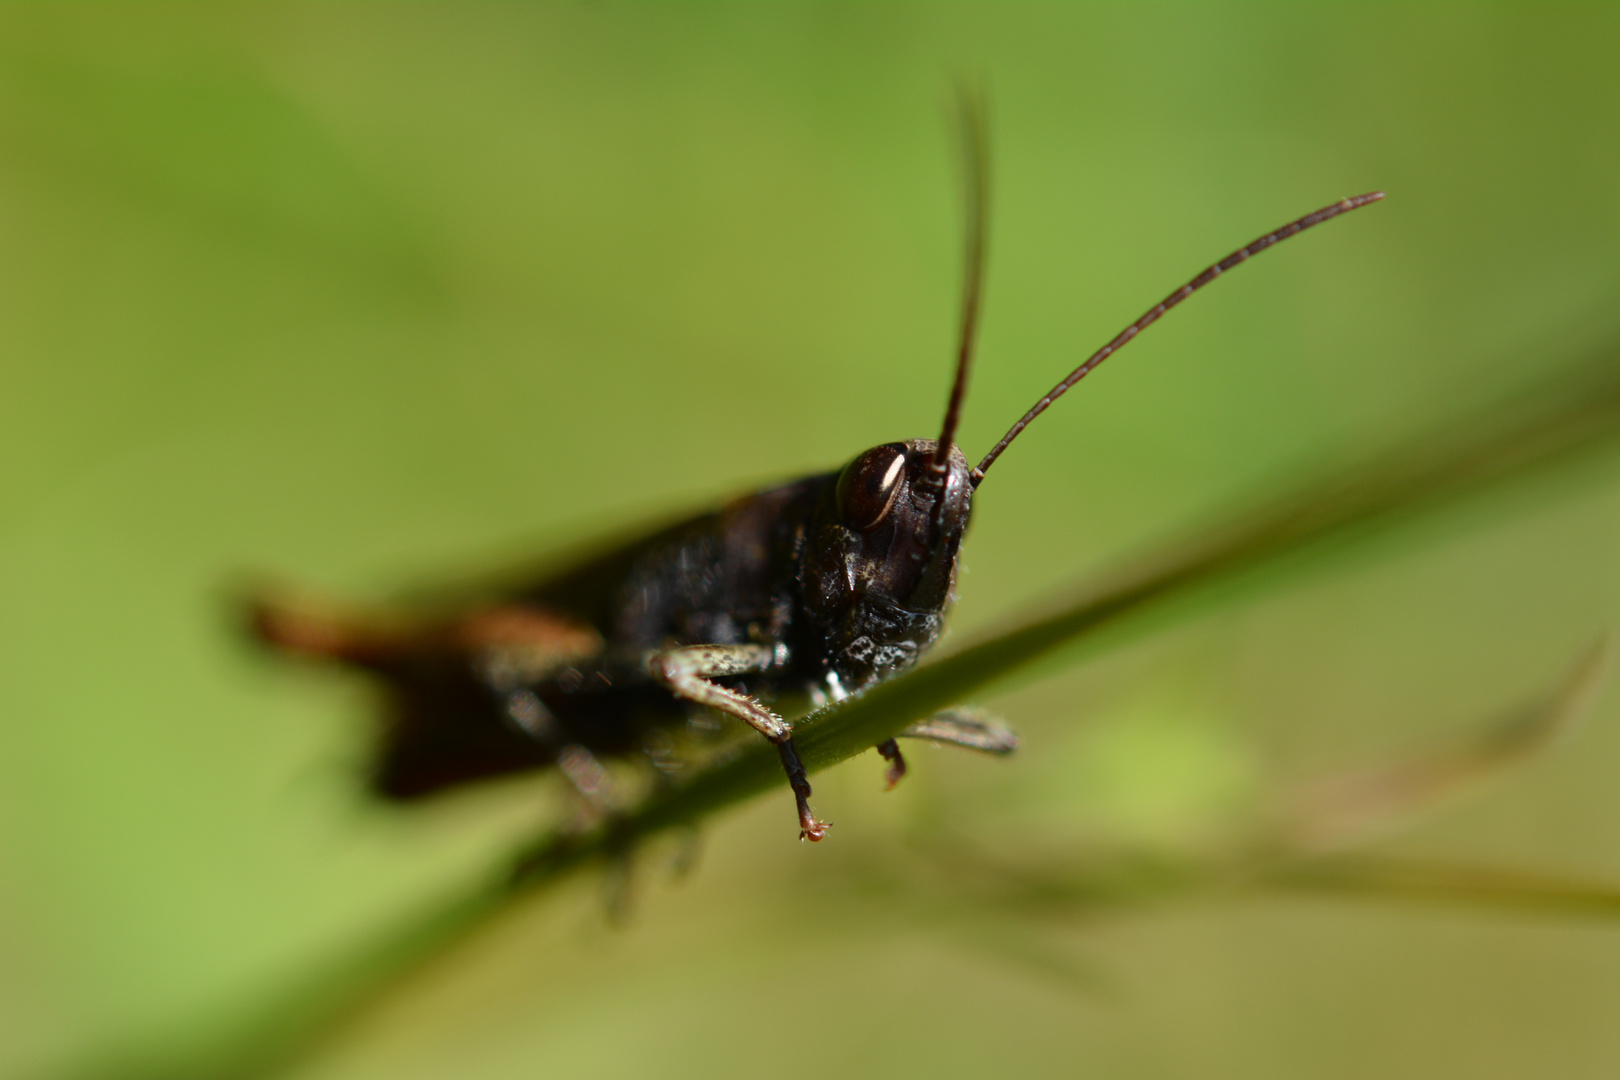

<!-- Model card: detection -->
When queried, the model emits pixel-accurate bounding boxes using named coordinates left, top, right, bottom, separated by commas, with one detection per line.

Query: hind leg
left=249, top=591, right=602, bottom=678
left=252, top=590, right=609, bottom=800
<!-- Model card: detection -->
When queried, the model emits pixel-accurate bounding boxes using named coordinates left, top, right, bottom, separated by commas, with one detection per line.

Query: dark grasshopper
left=251, top=108, right=1381, bottom=841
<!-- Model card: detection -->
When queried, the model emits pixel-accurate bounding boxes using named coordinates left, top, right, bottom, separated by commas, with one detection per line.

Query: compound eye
left=836, top=443, right=908, bottom=531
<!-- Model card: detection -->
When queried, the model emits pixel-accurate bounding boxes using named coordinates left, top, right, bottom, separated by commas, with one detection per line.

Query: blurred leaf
left=860, top=645, right=1620, bottom=960
left=1268, top=638, right=1611, bottom=854
left=1258, top=855, right=1620, bottom=919
left=1063, top=703, right=1261, bottom=850
left=944, top=919, right=1120, bottom=1002
left=0, top=18, right=447, bottom=298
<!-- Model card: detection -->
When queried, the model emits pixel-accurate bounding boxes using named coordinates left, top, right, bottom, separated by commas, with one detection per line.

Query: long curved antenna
left=972, top=191, right=1385, bottom=483
left=930, top=85, right=990, bottom=484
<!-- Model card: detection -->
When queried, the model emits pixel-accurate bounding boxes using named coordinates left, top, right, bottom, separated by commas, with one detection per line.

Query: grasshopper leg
left=876, top=707, right=1018, bottom=788
left=900, top=707, right=1019, bottom=756
left=556, top=742, right=619, bottom=820
left=649, top=643, right=830, bottom=841
left=876, top=738, right=907, bottom=789
left=876, top=709, right=1015, bottom=790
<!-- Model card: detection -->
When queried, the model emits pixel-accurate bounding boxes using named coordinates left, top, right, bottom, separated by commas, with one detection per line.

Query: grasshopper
left=251, top=103, right=1380, bottom=841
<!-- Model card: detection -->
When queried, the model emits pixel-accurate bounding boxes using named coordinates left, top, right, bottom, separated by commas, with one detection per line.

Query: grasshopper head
left=799, top=438, right=973, bottom=687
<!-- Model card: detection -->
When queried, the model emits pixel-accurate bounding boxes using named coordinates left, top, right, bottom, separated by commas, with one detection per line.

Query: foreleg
left=649, top=643, right=829, bottom=841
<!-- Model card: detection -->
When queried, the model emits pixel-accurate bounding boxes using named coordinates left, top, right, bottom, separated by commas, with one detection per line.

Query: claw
left=777, top=737, right=831, bottom=843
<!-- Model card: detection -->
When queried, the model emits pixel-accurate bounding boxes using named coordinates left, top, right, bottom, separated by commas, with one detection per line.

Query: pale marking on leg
left=557, top=742, right=619, bottom=815
left=503, top=688, right=559, bottom=742
left=647, top=643, right=787, bottom=741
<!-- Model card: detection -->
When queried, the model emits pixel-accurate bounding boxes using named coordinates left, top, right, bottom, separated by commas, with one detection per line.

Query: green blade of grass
left=1269, top=639, right=1611, bottom=854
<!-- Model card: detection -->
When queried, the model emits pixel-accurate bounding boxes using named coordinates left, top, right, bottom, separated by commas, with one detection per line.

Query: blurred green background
left=4, top=4, right=1620, bottom=1078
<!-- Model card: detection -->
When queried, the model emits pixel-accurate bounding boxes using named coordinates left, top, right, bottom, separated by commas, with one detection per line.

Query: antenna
left=972, top=191, right=1385, bottom=483
left=931, top=85, right=990, bottom=485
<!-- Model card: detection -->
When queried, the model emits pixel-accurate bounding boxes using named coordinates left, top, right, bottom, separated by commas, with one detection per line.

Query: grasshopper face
left=799, top=438, right=975, bottom=688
